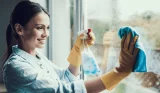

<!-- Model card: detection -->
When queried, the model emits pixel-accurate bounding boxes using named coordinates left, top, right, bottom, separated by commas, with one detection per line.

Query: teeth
left=38, top=39, right=45, bottom=43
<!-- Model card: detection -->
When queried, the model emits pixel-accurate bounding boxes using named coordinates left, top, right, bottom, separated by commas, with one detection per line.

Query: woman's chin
left=37, top=45, right=45, bottom=48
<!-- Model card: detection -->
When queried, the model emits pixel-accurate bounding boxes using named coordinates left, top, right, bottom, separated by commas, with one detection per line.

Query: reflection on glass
left=85, top=0, right=160, bottom=92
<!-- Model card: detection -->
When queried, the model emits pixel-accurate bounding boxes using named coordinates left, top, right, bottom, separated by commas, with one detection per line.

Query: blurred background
left=0, top=0, right=160, bottom=93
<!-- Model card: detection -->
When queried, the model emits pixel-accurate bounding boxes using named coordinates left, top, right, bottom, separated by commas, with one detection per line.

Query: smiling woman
left=2, top=1, right=91, bottom=92
left=2, top=1, right=140, bottom=93
left=17, top=11, right=50, bottom=50
left=3, top=0, right=50, bottom=60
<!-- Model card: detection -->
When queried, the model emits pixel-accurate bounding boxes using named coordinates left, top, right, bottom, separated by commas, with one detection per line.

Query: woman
left=3, top=1, right=139, bottom=93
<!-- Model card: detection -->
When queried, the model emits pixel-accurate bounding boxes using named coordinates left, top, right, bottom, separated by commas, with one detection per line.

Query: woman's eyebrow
left=35, top=24, right=44, bottom=26
left=35, top=24, right=50, bottom=27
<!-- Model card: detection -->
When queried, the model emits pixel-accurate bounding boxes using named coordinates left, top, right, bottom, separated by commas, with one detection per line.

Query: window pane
left=85, top=0, right=160, bottom=92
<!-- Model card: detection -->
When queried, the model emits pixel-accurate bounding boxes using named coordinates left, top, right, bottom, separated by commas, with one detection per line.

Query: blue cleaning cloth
left=118, top=26, right=147, bottom=72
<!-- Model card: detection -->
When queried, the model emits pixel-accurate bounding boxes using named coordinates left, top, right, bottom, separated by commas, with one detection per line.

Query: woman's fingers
left=129, top=35, right=138, bottom=54
left=133, top=48, right=139, bottom=55
left=89, top=32, right=96, bottom=41
left=121, top=34, right=127, bottom=48
left=87, top=32, right=95, bottom=45
left=124, top=32, right=132, bottom=50
left=123, top=32, right=139, bottom=55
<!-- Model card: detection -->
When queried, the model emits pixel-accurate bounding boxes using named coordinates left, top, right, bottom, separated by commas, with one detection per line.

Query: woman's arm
left=85, top=33, right=139, bottom=92
left=3, top=60, right=87, bottom=93
left=67, top=30, right=95, bottom=76
left=85, top=77, right=106, bottom=93
left=68, top=64, right=80, bottom=76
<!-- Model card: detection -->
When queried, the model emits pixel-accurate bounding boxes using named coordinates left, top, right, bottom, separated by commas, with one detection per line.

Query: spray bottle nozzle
left=78, top=28, right=92, bottom=39
left=87, top=28, right=92, bottom=39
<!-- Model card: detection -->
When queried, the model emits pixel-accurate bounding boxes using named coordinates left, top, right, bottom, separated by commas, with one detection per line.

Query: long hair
left=2, top=1, right=50, bottom=66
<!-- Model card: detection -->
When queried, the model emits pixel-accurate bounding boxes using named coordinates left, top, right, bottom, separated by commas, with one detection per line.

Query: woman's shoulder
left=3, top=53, right=28, bottom=71
left=3, top=54, right=38, bottom=85
left=3, top=53, right=37, bottom=78
left=6, top=53, right=26, bottom=63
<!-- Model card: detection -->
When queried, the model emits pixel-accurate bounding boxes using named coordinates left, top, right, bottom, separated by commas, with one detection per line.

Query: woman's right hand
left=100, top=32, right=139, bottom=91
left=115, top=32, right=139, bottom=73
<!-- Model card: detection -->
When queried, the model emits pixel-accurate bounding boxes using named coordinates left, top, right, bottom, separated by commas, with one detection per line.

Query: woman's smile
left=37, top=39, right=46, bottom=44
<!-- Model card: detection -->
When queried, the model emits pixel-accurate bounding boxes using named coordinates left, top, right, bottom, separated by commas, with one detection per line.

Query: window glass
left=85, top=0, right=160, bottom=92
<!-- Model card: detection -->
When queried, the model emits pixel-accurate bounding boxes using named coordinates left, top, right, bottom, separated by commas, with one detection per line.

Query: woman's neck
left=18, top=43, right=36, bottom=56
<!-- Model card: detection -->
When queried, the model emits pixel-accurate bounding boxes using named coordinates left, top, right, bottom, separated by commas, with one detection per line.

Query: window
left=83, top=0, right=160, bottom=92
left=48, top=0, right=71, bottom=68
left=48, top=0, right=160, bottom=92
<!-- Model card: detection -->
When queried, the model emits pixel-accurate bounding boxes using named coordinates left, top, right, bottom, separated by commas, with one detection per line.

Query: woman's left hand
left=67, top=29, right=95, bottom=67
left=74, top=29, right=96, bottom=51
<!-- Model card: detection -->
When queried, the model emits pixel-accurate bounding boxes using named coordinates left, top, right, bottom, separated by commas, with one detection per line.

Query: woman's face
left=21, top=12, right=50, bottom=49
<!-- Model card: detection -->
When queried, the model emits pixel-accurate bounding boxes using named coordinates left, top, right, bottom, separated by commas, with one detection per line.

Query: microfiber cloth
left=118, top=26, right=147, bottom=72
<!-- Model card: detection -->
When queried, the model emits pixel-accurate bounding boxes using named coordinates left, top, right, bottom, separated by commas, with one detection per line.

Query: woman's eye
left=47, top=26, right=50, bottom=30
left=36, top=27, right=43, bottom=30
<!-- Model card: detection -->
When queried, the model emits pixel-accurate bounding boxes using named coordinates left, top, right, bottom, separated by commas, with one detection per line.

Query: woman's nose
left=42, top=29, right=49, bottom=37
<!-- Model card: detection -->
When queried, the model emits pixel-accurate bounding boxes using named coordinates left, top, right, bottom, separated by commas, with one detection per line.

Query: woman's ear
left=14, top=23, right=24, bottom=36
